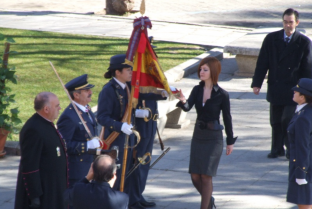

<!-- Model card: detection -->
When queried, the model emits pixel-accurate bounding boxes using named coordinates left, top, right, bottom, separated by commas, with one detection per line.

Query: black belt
left=197, top=120, right=224, bottom=131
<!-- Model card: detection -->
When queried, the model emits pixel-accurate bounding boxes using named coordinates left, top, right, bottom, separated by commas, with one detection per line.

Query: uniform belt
left=197, top=120, right=224, bottom=131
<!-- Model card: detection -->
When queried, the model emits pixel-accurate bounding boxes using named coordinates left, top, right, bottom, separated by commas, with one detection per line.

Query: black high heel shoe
left=209, top=196, right=216, bottom=209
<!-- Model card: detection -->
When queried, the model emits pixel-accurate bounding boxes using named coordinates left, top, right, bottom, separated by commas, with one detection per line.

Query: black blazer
left=64, top=178, right=129, bottom=209
left=251, top=29, right=312, bottom=105
left=177, top=82, right=236, bottom=145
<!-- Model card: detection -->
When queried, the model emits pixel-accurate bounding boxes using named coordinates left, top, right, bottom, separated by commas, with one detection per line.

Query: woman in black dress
left=176, top=57, right=237, bottom=209
left=287, top=78, right=312, bottom=209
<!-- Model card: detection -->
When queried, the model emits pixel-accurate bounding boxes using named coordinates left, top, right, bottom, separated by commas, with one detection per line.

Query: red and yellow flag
left=125, top=16, right=171, bottom=108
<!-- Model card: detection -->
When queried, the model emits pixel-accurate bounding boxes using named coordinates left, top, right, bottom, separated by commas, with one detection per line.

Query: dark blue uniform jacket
left=288, top=104, right=312, bottom=181
left=57, top=103, right=98, bottom=180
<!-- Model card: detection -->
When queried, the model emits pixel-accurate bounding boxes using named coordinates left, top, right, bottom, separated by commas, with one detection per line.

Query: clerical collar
left=36, top=112, right=52, bottom=123
left=295, top=103, right=307, bottom=113
left=113, top=77, right=126, bottom=89
left=284, top=30, right=295, bottom=41
left=73, top=101, right=88, bottom=112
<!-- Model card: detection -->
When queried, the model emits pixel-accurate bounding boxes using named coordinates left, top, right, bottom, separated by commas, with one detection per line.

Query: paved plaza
left=1, top=0, right=311, bottom=208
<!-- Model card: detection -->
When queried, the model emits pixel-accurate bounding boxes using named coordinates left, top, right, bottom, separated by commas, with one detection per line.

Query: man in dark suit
left=57, top=74, right=99, bottom=187
left=64, top=154, right=129, bottom=209
left=251, top=8, right=312, bottom=159
left=15, top=92, right=68, bottom=209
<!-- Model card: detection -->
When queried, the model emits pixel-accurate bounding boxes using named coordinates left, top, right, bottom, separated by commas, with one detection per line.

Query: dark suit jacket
left=251, top=29, right=312, bottom=105
left=57, top=103, right=98, bottom=180
left=64, top=178, right=129, bottom=209
left=287, top=104, right=312, bottom=181
left=15, top=113, right=67, bottom=209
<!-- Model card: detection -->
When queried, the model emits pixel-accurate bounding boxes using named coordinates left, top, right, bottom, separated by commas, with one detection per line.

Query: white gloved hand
left=135, top=109, right=149, bottom=118
left=296, top=178, right=308, bottom=185
left=161, top=90, right=169, bottom=98
left=121, top=123, right=133, bottom=135
left=170, top=86, right=177, bottom=91
left=87, top=138, right=101, bottom=150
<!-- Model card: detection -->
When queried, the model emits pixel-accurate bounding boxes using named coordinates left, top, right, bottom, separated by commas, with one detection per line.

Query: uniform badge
left=56, top=147, right=61, bottom=157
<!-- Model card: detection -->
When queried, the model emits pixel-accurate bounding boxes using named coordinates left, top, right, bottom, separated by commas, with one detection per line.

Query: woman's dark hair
left=104, top=68, right=123, bottom=79
left=197, top=57, right=221, bottom=85
left=299, top=92, right=312, bottom=104
left=93, top=155, right=117, bottom=182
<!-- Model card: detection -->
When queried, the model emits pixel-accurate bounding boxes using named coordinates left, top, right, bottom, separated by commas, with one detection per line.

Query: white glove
left=121, top=123, right=133, bottom=135
left=87, top=138, right=101, bottom=150
left=135, top=109, right=149, bottom=118
left=170, top=86, right=177, bottom=91
left=161, top=90, right=169, bottom=98
left=296, top=178, right=308, bottom=185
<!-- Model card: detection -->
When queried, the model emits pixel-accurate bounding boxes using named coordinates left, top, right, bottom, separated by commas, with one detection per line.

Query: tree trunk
left=106, top=0, right=135, bottom=15
left=106, top=0, right=118, bottom=15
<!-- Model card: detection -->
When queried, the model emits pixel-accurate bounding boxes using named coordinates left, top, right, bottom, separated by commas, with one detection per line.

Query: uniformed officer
left=57, top=74, right=99, bottom=188
left=128, top=91, right=169, bottom=208
left=97, top=54, right=135, bottom=196
left=287, top=78, right=312, bottom=207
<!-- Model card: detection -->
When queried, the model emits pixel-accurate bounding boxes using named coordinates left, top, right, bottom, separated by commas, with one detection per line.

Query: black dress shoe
left=140, top=199, right=156, bottom=207
left=130, top=202, right=146, bottom=209
left=267, top=152, right=285, bottom=158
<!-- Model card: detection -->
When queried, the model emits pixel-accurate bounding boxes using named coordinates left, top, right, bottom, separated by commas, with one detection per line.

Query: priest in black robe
left=14, top=92, right=68, bottom=209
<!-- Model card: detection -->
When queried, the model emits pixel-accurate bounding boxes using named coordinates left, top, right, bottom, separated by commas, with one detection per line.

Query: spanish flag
left=125, top=16, right=171, bottom=108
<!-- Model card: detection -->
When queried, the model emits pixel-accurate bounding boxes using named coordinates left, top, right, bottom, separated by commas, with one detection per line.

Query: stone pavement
left=0, top=0, right=309, bottom=208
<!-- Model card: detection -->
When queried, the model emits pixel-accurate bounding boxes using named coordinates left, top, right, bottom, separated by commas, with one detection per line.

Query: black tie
left=285, top=37, right=290, bottom=45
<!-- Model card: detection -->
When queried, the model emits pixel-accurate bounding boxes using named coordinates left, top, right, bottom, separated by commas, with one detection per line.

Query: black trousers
left=269, top=104, right=296, bottom=155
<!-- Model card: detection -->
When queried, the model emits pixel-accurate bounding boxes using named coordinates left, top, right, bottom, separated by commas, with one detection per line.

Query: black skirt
left=189, top=123, right=223, bottom=176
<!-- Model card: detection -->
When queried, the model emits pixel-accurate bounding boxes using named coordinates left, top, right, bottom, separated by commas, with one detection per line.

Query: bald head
left=34, top=92, right=55, bottom=111
left=93, top=155, right=117, bottom=182
left=34, top=92, right=61, bottom=122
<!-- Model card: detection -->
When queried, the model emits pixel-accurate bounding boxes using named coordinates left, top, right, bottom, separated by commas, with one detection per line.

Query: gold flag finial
left=140, top=0, right=145, bottom=15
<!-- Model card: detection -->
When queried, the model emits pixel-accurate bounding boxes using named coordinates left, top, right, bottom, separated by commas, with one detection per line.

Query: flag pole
left=119, top=86, right=132, bottom=192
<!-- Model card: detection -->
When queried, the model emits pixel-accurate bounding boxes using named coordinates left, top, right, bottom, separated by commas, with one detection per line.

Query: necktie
left=85, top=109, right=93, bottom=123
left=285, top=37, right=290, bottom=45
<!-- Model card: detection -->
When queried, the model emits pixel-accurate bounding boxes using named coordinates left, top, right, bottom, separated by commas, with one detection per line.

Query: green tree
left=0, top=34, right=21, bottom=138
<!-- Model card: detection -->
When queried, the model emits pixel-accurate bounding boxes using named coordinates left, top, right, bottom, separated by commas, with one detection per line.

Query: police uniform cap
left=104, top=54, right=132, bottom=79
left=65, top=74, right=94, bottom=92
left=292, top=78, right=312, bottom=97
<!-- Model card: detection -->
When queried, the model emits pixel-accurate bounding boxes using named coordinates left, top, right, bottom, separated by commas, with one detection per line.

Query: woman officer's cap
left=292, top=78, right=312, bottom=97
left=104, top=54, right=132, bottom=78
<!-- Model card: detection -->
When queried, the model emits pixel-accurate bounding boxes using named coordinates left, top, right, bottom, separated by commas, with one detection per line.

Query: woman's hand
left=226, top=145, right=234, bottom=155
left=176, top=89, right=186, bottom=103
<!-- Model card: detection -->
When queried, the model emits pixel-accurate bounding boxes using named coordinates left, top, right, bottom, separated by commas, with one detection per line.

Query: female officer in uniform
left=287, top=78, right=312, bottom=209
